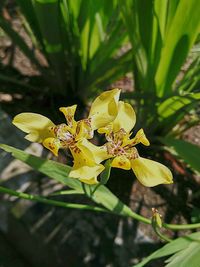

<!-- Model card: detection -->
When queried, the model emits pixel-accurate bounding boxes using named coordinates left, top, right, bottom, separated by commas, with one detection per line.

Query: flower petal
left=98, top=123, right=113, bottom=135
left=78, top=139, right=109, bottom=164
left=113, top=101, right=136, bottom=133
left=70, top=164, right=105, bottom=185
left=131, top=157, right=173, bottom=187
left=111, top=155, right=131, bottom=170
left=59, top=105, right=77, bottom=130
left=76, top=119, right=93, bottom=140
left=43, top=137, right=61, bottom=156
left=69, top=140, right=106, bottom=184
left=129, top=129, right=150, bottom=146
left=12, top=113, right=55, bottom=143
left=89, top=88, right=120, bottom=129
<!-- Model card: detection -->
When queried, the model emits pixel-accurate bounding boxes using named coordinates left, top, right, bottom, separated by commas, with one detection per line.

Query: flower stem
left=0, top=186, right=200, bottom=231
left=163, top=222, right=200, bottom=230
left=0, top=186, right=108, bottom=213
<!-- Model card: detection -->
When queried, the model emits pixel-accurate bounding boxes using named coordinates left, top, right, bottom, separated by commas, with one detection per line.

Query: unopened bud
left=152, top=208, right=162, bottom=228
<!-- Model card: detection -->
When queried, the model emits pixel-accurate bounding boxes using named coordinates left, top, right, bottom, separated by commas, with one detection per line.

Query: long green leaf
left=0, top=144, right=150, bottom=223
left=161, top=137, right=200, bottom=173
left=158, top=93, right=200, bottom=119
left=165, top=239, right=200, bottom=267
left=33, top=0, right=67, bottom=93
left=15, top=0, right=44, bottom=47
left=155, top=0, right=200, bottom=96
left=133, top=232, right=200, bottom=267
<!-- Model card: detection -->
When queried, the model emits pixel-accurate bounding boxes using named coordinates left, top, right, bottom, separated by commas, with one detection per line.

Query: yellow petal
left=113, top=101, right=136, bottom=133
left=12, top=113, right=55, bottom=143
left=76, top=119, right=93, bottom=140
left=131, top=157, right=173, bottom=187
left=78, top=139, right=109, bottom=164
left=69, top=140, right=106, bottom=184
left=89, top=88, right=120, bottom=129
left=70, top=139, right=108, bottom=165
left=59, top=105, right=77, bottom=130
left=135, top=129, right=150, bottom=146
left=98, top=123, right=113, bottom=135
left=70, top=142, right=95, bottom=167
left=70, top=164, right=105, bottom=185
left=43, top=137, right=61, bottom=156
left=111, top=155, right=131, bottom=170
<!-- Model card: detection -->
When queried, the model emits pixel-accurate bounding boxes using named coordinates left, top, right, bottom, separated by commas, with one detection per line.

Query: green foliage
left=161, top=137, right=200, bottom=174
left=133, top=232, right=200, bottom=267
left=1, top=1, right=200, bottom=264
left=120, top=0, right=200, bottom=175
left=0, top=0, right=131, bottom=98
left=0, top=144, right=150, bottom=223
left=120, top=0, right=200, bottom=96
left=99, top=159, right=111, bottom=185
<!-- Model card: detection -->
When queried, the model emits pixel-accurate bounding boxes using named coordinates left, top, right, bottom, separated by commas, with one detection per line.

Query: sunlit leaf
left=161, top=137, right=200, bottom=173
left=133, top=232, right=200, bottom=267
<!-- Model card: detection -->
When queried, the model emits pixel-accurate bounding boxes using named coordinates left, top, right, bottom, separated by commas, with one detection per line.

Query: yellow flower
left=12, top=89, right=120, bottom=184
left=98, top=101, right=173, bottom=187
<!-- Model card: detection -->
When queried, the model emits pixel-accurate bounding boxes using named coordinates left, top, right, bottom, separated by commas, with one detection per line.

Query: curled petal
left=69, top=140, right=107, bottom=184
left=113, top=101, right=136, bottom=133
left=59, top=105, right=77, bottom=130
left=78, top=139, right=109, bottom=164
left=71, top=139, right=108, bottom=165
left=111, top=155, right=131, bottom=170
left=43, top=137, right=61, bottom=156
left=70, top=164, right=105, bottom=185
left=129, top=129, right=150, bottom=146
left=98, top=123, right=113, bottom=135
left=131, top=157, right=173, bottom=187
left=12, top=113, right=55, bottom=143
left=89, top=88, right=120, bottom=129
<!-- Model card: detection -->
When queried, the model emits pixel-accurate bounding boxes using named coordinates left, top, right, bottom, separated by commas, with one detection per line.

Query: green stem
left=163, top=222, right=200, bottom=230
left=152, top=226, right=172, bottom=243
left=0, top=186, right=200, bottom=231
left=0, top=186, right=108, bottom=213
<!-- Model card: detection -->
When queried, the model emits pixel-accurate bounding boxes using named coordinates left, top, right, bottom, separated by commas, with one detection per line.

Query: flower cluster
left=13, top=89, right=173, bottom=186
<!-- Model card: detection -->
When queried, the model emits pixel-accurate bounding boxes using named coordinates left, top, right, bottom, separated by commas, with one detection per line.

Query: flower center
left=106, top=128, right=139, bottom=160
left=54, top=124, right=75, bottom=147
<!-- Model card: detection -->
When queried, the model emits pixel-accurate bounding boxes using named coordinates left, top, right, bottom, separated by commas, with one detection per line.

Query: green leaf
left=158, top=93, right=200, bottom=119
left=165, top=237, right=200, bottom=267
left=155, top=0, right=200, bottom=96
left=0, top=144, right=150, bottom=224
left=133, top=232, right=200, bottom=267
left=100, top=159, right=111, bottom=185
left=15, top=0, right=44, bottom=46
left=161, top=137, right=200, bottom=173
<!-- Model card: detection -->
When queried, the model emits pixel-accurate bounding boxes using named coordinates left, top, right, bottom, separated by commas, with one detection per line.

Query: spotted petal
left=59, top=105, right=77, bottom=131
left=43, top=137, right=61, bottom=156
left=89, top=88, right=120, bottom=129
left=69, top=141, right=105, bottom=184
left=12, top=113, right=55, bottom=143
left=127, top=129, right=150, bottom=146
left=131, top=157, right=173, bottom=187
left=111, top=155, right=131, bottom=170
left=76, top=119, right=93, bottom=140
